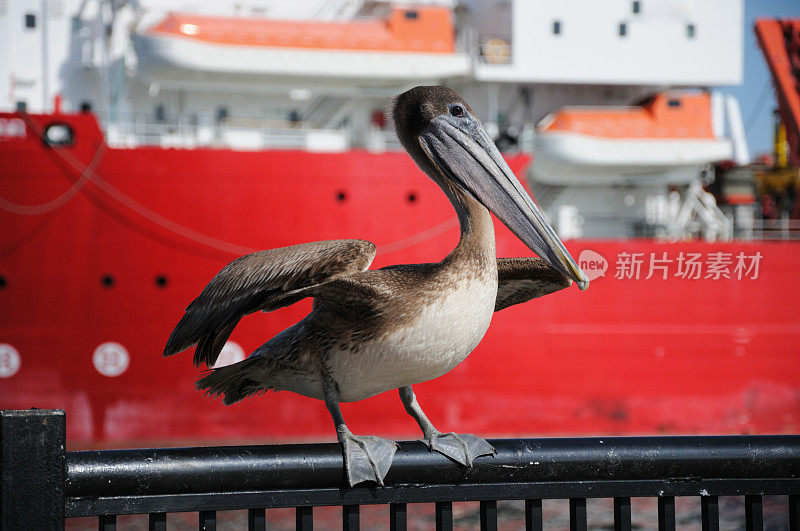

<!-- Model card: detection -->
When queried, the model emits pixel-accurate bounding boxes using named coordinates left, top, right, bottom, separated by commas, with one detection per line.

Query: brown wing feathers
left=495, top=257, right=571, bottom=312
left=163, top=239, right=376, bottom=367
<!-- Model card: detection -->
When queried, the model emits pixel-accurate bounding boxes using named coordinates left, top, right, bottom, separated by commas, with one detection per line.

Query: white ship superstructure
left=0, top=0, right=749, bottom=239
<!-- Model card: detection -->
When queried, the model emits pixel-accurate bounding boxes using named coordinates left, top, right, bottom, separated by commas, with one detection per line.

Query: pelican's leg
left=323, top=374, right=397, bottom=487
left=399, top=385, right=495, bottom=467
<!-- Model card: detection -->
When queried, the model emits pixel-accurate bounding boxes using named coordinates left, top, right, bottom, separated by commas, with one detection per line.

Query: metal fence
left=2, top=409, right=799, bottom=530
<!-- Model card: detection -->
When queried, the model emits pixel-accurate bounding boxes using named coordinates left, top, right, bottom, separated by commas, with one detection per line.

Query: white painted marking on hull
left=0, top=344, right=21, bottom=378
left=92, top=342, right=130, bottom=377
left=213, top=341, right=246, bottom=368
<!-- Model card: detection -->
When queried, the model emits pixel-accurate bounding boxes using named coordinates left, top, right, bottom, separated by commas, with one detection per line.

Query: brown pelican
left=164, top=86, right=588, bottom=486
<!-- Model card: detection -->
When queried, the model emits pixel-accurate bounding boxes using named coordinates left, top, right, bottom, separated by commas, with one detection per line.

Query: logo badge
left=578, top=249, right=608, bottom=281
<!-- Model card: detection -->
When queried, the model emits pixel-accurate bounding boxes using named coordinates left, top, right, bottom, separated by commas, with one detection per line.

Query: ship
left=1, top=0, right=799, bottom=446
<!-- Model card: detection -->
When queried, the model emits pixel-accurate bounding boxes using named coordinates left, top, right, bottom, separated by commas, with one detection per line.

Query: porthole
left=43, top=123, right=74, bottom=147
left=155, top=275, right=169, bottom=288
left=101, top=274, right=115, bottom=288
left=335, top=190, right=347, bottom=203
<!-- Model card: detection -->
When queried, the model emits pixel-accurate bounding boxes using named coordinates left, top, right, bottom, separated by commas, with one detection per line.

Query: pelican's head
left=393, top=85, right=589, bottom=290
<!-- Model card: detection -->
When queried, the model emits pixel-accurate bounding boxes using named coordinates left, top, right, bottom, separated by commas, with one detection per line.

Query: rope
left=376, top=216, right=458, bottom=254
left=0, top=142, right=106, bottom=216
left=744, top=80, right=772, bottom=134
left=10, top=112, right=259, bottom=256
left=4, top=112, right=457, bottom=258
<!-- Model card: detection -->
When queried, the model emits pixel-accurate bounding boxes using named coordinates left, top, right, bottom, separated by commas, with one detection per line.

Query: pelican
left=164, top=86, right=589, bottom=486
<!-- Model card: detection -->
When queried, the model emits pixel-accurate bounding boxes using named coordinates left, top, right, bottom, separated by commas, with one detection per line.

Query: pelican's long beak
left=420, top=114, right=589, bottom=290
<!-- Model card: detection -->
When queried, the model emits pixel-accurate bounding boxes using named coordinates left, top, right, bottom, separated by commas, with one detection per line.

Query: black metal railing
left=2, top=409, right=799, bottom=530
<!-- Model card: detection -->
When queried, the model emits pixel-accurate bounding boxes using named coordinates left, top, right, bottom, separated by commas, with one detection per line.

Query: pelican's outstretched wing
left=164, top=239, right=376, bottom=367
left=494, top=257, right=571, bottom=312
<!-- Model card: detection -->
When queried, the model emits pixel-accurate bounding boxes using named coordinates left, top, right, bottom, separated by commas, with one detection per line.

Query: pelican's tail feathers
left=163, top=308, right=240, bottom=369
left=196, top=356, right=269, bottom=406
left=163, top=311, right=198, bottom=357
left=193, top=319, right=240, bottom=368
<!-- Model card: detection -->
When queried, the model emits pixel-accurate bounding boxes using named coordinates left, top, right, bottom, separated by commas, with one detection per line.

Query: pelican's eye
left=450, top=105, right=464, bottom=117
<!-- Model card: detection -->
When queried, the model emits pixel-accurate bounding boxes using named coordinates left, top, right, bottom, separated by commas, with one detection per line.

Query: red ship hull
left=1, top=112, right=799, bottom=446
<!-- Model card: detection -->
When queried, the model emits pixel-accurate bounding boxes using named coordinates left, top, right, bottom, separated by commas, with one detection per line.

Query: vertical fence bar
left=436, top=501, right=453, bottom=531
left=390, top=503, right=407, bottom=531
left=614, top=497, right=632, bottom=531
left=790, top=494, right=799, bottom=531
left=343, top=505, right=359, bottom=531
left=99, top=514, right=117, bottom=530
left=525, top=499, right=543, bottom=531
left=0, top=409, right=66, bottom=530
left=658, top=496, right=676, bottom=531
left=480, top=500, right=497, bottom=531
left=701, top=496, right=719, bottom=531
left=745, top=495, right=763, bottom=531
left=570, top=498, right=587, bottom=531
left=199, top=510, right=217, bottom=530
left=248, top=508, right=266, bottom=531
left=149, top=512, right=167, bottom=531
left=296, top=506, right=313, bottom=531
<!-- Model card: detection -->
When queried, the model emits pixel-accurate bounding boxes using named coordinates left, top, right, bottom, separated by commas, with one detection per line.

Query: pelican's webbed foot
left=424, top=431, right=495, bottom=467
left=338, top=427, right=398, bottom=487
left=399, top=386, right=495, bottom=467
left=324, top=372, right=397, bottom=487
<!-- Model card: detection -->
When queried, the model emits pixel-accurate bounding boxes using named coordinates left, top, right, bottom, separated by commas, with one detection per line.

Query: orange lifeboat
left=133, top=7, right=469, bottom=83
left=533, top=92, right=734, bottom=185
left=149, top=7, right=455, bottom=54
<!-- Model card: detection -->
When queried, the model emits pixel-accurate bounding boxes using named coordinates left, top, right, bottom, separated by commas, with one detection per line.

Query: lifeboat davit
left=532, top=92, right=734, bottom=185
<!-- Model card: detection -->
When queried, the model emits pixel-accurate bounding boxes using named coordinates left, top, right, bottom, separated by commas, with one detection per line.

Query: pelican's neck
left=442, top=182, right=496, bottom=268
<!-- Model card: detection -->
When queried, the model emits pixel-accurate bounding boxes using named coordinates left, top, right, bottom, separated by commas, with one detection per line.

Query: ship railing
left=544, top=210, right=730, bottom=241
left=546, top=213, right=800, bottom=241
left=751, top=218, right=800, bottom=241
left=3, top=409, right=799, bottom=530
left=365, top=128, right=405, bottom=152
left=100, top=113, right=354, bottom=152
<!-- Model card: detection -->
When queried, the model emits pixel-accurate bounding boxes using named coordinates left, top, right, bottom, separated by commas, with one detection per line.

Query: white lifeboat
left=532, top=92, right=734, bottom=185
